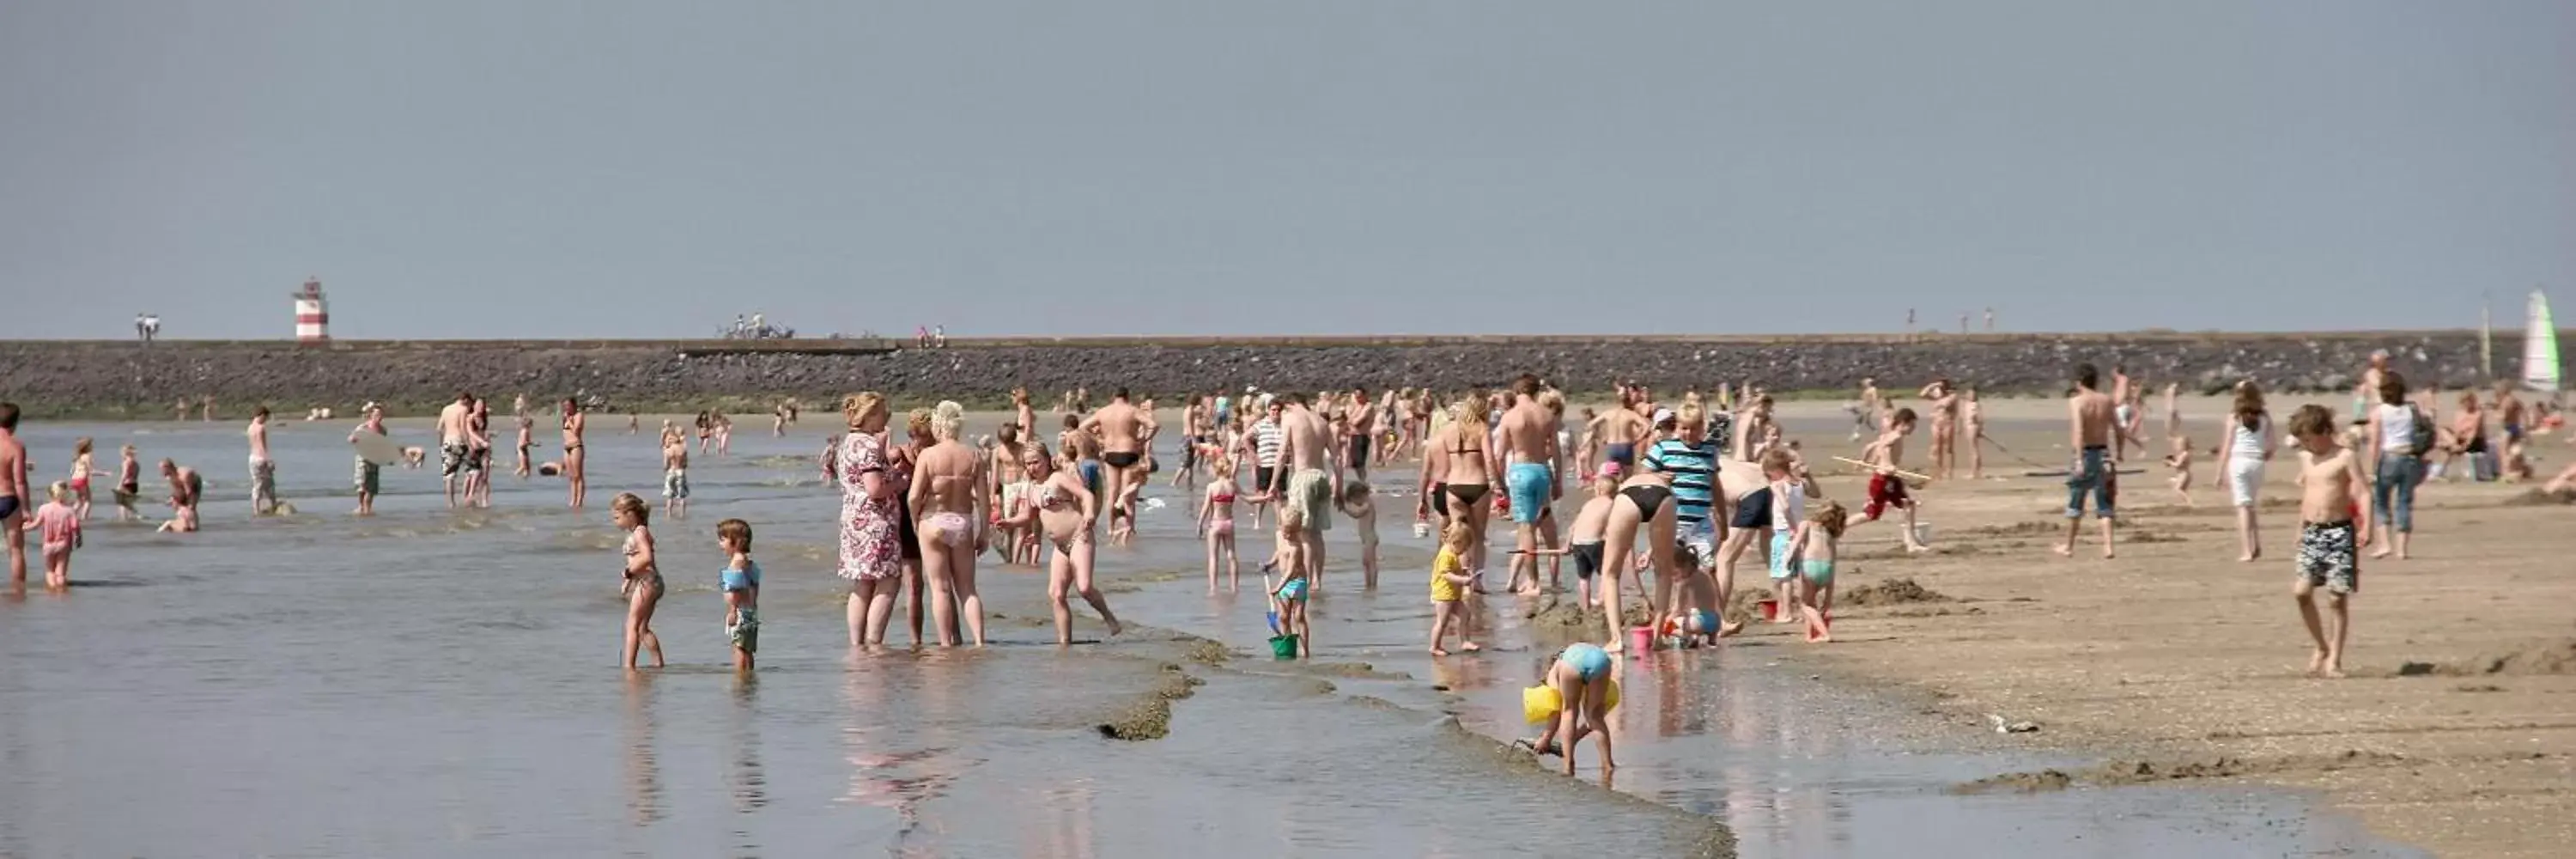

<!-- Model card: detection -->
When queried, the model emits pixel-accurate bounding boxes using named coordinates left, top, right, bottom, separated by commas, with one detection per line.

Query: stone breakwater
left=0, top=332, right=2555, bottom=417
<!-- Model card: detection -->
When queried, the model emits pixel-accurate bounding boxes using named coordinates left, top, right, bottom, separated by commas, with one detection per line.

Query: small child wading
left=1335, top=481, right=1380, bottom=589
left=717, top=518, right=761, bottom=672
left=1266, top=508, right=1314, bottom=658
left=27, top=482, right=82, bottom=589
left=612, top=493, right=666, bottom=670
left=1426, top=521, right=1482, bottom=656
left=1522, top=643, right=1620, bottom=779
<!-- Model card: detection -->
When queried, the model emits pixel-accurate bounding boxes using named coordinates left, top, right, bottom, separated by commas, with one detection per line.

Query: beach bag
left=2407, top=405, right=2434, bottom=457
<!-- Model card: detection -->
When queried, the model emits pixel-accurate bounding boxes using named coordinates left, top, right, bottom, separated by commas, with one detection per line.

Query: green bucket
left=1268, top=634, right=1301, bottom=660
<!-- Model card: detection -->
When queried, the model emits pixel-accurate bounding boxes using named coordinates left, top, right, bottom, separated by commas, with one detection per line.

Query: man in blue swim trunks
left=1497, top=375, right=1562, bottom=595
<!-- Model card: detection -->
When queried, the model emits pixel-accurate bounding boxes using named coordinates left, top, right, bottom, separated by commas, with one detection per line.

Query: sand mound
left=1843, top=577, right=1952, bottom=606
left=2503, top=488, right=2576, bottom=506
left=2400, top=638, right=2576, bottom=677
left=1964, top=521, right=2064, bottom=538
left=1954, top=750, right=2409, bottom=794
left=1097, top=666, right=1205, bottom=741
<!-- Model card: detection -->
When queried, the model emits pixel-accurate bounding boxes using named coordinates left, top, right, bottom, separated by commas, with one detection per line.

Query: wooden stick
left=1834, top=456, right=1934, bottom=483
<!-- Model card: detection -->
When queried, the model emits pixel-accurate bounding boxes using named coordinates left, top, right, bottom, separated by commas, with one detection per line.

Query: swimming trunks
left=1862, top=472, right=1913, bottom=521
left=661, top=468, right=690, bottom=500
left=1103, top=451, right=1141, bottom=469
left=1348, top=435, right=1373, bottom=472
left=1570, top=541, right=1604, bottom=581
left=440, top=443, right=468, bottom=478
left=1731, top=486, right=1773, bottom=530
left=1604, top=442, right=1635, bottom=470
left=1767, top=530, right=1795, bottom=580
left=727, top=606, right=760, bottom=653
left=2063, top=445, right=2115, bottom=520
left=0, top=496, right=17, bottom=521
left=1254, top=466, right=1277, bottom=496
left=1278, top=577, right=1310, bottom=602
left=1505, top=462, right=1552, bottom=525
left=1800, top=558, right=1836, bottom=587
left=1428, top=482, right=1449, bottom=519
left=1286, top=467, right=1334, bottom=532
left=1559, top=643, right=1612, bottom=680
left=353, top=457, right=380, bottom=496
left=1078, top=459, right=1104, bottom=497
left=2296, top=521, right=2359, bottom=594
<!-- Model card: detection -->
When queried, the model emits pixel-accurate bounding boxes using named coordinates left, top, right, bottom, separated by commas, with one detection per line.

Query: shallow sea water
left=0, top=415, right=2424, bottom=857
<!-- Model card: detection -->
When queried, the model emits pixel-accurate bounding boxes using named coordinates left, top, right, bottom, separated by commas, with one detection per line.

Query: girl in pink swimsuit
left=1197, top=455, right=1243, bottom=593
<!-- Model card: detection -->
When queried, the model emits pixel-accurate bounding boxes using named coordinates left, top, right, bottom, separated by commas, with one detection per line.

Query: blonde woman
left=832, top=393, right=905, bottom=647
left=908, top=402, right=990, bottom=647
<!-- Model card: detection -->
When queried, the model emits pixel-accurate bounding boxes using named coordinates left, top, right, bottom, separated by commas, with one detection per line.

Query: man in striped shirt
left=1643, top=403, right=1729, bottom=618
left=1241, top=399, right=1287, bottom=530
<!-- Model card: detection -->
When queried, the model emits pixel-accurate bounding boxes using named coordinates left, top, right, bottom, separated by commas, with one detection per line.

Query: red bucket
left=1757, top=599, right=1780, bottom=622
left=1627, top=625, right=1655, bottom=653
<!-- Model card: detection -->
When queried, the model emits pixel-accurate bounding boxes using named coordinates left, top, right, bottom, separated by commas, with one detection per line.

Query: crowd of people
left=0, top=351, right=2566, bottom=777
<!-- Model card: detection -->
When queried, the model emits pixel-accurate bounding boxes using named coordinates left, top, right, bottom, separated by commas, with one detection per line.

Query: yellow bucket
left=1522, top=679, right=1620, bottom=724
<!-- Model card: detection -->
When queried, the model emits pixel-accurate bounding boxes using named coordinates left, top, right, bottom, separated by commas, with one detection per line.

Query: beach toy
left=1522, top=679, right=1622, bottom=725
left=1413, top=520, right=1431, bottom=539
left=1627, top=625, right=1655, bottom=653
left=1687, top=608, right=1718, bottom=635
left=1266, top=609, right=1281, bottom=636
left=1267, top=634, right=1300, bottom=660
left=1757, top=599, right=1779, bottom=622
left=1522, top=685, right=1561, bottom=724
left=351, top=432, right=404, bottom=466
left=1911, top=522, right=1934, bottom=546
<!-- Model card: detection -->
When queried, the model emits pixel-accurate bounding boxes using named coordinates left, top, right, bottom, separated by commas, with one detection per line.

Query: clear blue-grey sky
left=3, top=2, right=2571, bottom=339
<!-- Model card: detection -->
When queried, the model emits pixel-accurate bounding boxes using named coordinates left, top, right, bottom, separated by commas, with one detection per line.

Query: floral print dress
left=837, top=432, right=902, bottom=581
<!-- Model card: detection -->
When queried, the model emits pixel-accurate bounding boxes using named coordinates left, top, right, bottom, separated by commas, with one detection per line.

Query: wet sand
left=1744, top=396, right=2576, bottom=858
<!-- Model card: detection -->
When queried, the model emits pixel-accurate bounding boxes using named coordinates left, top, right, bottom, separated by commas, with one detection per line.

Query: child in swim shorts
left=31, top=482, right=82, bottom=589
left=716, top=518, right=760, bottom=672
left=1523, top=643, right=1619, bottom=777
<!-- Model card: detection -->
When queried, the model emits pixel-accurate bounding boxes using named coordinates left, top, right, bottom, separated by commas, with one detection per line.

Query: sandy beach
left=1735, top=396, right=2576, bottom=858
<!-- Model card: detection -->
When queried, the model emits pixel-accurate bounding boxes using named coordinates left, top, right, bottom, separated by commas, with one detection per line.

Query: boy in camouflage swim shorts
left=2288, top=405, right=2370, bottom=679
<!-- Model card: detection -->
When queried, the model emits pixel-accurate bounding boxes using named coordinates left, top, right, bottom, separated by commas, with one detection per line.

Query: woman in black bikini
left=1599, top=466, right=1676, bottom=653
left=561, top=399, right=587, bottom=509
left=1423, top=395, right=1498, bottom=581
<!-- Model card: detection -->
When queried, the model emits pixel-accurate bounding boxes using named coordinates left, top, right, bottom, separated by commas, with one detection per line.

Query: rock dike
left=0, top=332, right=2549, bottom=417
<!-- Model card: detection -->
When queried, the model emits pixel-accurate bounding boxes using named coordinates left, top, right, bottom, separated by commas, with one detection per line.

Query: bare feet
left=2370, top=546, right=2392, bottom=560
left=1462, top=641, right=1482, bottom=653
left=2320, top=665, right=2348, bottom=679
left=1105, top=618, right=1124, bottom=637
left=1716, top=620, right=1745, bottom=637
left=1430, top=647, right=1451, bottom=657
left=2050, top=544, right=2074, bottom=557
left=2306, top=648, right=2329, bottom=677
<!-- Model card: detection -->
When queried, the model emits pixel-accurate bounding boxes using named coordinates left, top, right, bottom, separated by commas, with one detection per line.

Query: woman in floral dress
left=835, top=393, right=904, bottom=646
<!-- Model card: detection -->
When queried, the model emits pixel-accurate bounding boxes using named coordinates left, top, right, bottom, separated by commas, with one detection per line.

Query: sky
left=3, top=2, right=2572, bottom=340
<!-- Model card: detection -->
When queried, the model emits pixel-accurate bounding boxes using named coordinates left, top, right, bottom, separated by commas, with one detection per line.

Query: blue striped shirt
left=1645, top=438, right=1723, bottom=523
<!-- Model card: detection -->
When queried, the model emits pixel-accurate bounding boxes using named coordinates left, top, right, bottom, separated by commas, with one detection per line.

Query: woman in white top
left=2364, top=372, right=2422, bottom=560
left=2215, top=381, right=2275, bottom=562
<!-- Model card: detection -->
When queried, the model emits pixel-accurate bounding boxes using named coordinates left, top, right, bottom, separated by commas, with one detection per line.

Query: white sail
left=2523, top=289, right=2561, bottom=393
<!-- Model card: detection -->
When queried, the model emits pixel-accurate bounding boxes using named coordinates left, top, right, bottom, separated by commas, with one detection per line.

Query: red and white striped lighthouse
left=292, top=277, right=329, bottom=343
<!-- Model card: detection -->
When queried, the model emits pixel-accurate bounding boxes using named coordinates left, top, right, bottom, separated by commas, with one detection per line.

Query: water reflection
left=730, top=674, right=766, bottom=813
left=1022, top=781, right=1097, bottom=859
left=623, top=672, right=664, bottom=826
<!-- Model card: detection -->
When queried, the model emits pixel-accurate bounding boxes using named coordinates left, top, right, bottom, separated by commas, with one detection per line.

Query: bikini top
left=1209, top=492, right=1236, bottom=504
